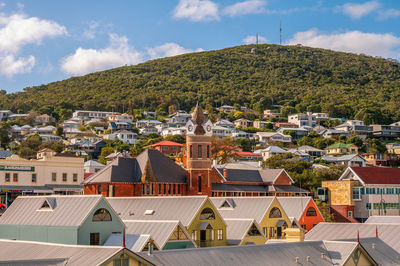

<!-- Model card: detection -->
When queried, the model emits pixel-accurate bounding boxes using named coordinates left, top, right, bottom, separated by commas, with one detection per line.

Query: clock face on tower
left=188, top=125, right=193, bottom=132
left=206, top=125, right=212, bottom=132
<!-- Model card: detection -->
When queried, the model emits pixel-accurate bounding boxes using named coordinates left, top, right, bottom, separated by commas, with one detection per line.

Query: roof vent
left=321, top=253, right=326, bottom=259
left=372, top=243, right=376, bottom=249
left=295, top=257, right=299, bottom=264
left=144, top=210, right=155, bottom=215
left=129, top=211, right=134, bottom=216
left=306, top=256, right=311, bottom=262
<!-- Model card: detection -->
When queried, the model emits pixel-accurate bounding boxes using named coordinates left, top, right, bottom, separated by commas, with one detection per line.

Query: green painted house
left=0, top=195, right=124, bottom=245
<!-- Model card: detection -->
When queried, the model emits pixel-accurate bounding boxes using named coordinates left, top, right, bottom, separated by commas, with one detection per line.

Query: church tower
left=185, top=104, right=213, bottom=196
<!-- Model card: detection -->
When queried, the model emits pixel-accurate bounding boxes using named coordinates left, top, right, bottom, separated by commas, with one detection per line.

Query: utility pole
left=256, top=33, right=259, bottom=45
left=280, top=18, right=282, bottom=45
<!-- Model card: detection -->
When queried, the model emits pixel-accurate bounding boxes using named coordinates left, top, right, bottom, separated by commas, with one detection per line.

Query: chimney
left=223, top=169, right=228, bottom=179
left=147, top=241, right=154, bottom=256
left=284, top=228, right=305, bottom=242
left=212, top=159, right=217, bottom=167
left=122, top=229, right=126, bottom=248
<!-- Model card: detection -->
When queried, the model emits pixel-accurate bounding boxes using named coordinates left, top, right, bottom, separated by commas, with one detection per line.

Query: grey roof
left=84, top=160, right=105, bottom=167
left=104, top=233, right=151, bottom=252
left=214, top=167, right=288, bottom=184
left=0, top=195, right=104, bottom=226
left=0, top=150, right=13, bottom=158
left=277, top=197, right=313, bottom=221
left=123, top=220, right=194, bottom=249
left=212, top=183, right=268, bottom=192
left=224, top=219, right=263, bottom=245
left=210, top=197, right=276, bottom=224
left=306, top=222, right=400, bottom=253
left=0, top=239, right=153, bottom=266
left=322, top=154, right=366, bottom=162
left=84, top=149, right=187, bottom=184
left=297, top=145, right=325, bottom=152
left=365, top=216, right=400, bottom=224
left=270, top=185, right=309, bottom=193
left=139, top=240, right=369, bottom=266
left=107, top=196, right=210, bottom=227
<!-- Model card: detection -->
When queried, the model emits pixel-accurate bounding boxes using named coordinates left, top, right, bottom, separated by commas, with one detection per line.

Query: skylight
left=144, top=210, right=155, bottom=215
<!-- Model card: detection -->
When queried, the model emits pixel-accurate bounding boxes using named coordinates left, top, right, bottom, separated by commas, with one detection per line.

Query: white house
left=261, top=146, right=288, bottom=160
left=255, top=132, right=292, bottom=144
left=288, top=112, right=316, bottom=128
left=105, top=130, right=138, bottom=144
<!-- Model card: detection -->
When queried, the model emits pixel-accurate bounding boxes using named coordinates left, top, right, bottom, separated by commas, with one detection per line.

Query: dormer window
left=219, top=199, right=234, bottom=209
left=38, top=198, right=56, bottom=211
left=92, top=208, right=112, bottom=221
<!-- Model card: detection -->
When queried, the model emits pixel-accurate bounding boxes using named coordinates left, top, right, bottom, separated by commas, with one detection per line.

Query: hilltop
left=1, top=44, right=400, bottom=123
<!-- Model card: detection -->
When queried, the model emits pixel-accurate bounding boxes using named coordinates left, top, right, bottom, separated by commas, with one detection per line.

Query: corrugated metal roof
left=365, top=216, right=400, bottom=224
left=107, top=196, right=208, bottom=227
left=210, top=197, right=275, bottom=224
left=211, top=183, right=268, bottom=192
left=104, top=233, right=151, bottom=252
left=277, top=197, right=311, bottom=221
left=0, top=239, right=152, bottom=266
left=139, top=240, right=366, bottom=266
left=0, top=195, right=102, bottom=226
left=123, top=220, right=193, bottom=249
left=306, top=223, right=400, bottom=253
left=224, top=219, right=256, bottom=245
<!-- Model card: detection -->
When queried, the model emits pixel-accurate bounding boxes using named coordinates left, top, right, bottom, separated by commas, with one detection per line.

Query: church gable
left=273, top=171, right=293, bottom=185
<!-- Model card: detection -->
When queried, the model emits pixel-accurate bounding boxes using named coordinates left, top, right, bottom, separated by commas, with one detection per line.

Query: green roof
left=326, top=142, right=356, bottom=149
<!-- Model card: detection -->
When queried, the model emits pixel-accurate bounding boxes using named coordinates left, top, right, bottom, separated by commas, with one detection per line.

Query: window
left=198, top=145, right=202, bottom=158
left=269, top=227, right=275, bottom=238
left=306, top=207, right=317, bottom=216
left=62, top=173, right=67, bottom=182
left=396, top=188, right=400, bottom=194
left=200, top=208, right=215, bottom=220
left=146, top=183, right=150, bottom=195
left=348, top=211, right=353, bottom=218
left=263, top=227, right=267, bottom=236
left=90, top=232, right=100, bottom=245
left=52, top=172, right=56, bottom=182
left=158, top=184, right=161, bottom=194
left=168, top=184, right=171, bottom=194
left=247, top=224, right=262, bottom=236
left=113, top=258, right=129, bottom=266
left=170, top=227, right=188, bottom=240
left=269, top=207, right=282, bottom=218
left=93, top=208, right=112, bottom=221
left=173, top=184, right=176, bottom=195
left=352, top=187, right=360, bottom=200
left=32, top=173, right=37, bottom=183
left=162, top=146, right=169, bottom=151
left=387, top=188, right=394, bottom=194
left=217, top=229, right=223, bottom=240
left=198, top=175, right=202, bottom=193
left=178, top=184, right=181, bottom=194
left=5, top=173, right=10, bottom=182
left=207, top=145, right=210, bottom=158
left=366, top=203, right=371, bottom=210
left=210, top=229, right=215, bottom=241
left=164, top=184, right=166, bottom=194
left=98, top=185, right=102, bottom=194
left=172, top=147, right=178, bottom=151
left=13, top=173, right=18, bottom=182
left=190, top=145, right=193, bottom=158
left=192, top=230, right=197, bottom=241
left=73, top=173, right=78, bottom=182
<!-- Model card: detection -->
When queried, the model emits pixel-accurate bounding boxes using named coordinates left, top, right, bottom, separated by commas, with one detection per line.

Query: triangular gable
left=219, top=198, right=235, bottom=209
left=141, top=159, right=157, bottom=183
left=342, top=242, right=378, bottom=266
left=190, top=197, right=227, bottom=228
left=272, top=170, right=294, bottom=185
left=246, top=222, right=263, bottom=237
left=338, top=167, right=365, bottom=186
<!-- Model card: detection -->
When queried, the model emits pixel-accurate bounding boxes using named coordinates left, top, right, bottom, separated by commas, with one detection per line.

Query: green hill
left=1, top=44, right=400, bottom=123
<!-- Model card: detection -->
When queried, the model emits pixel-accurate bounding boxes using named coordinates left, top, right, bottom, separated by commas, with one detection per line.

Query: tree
left=56, top=126, right=64, bottom=137
left=164, top=134, right=186, bottom=144
left=98, top=147, right=115, bottom=165
left=346, top=135, right=363, bottom=148
left=235, top=138, right=253, bottom=152
left=211, top=137, right=240, bottom=164
left=0, top=122, right=11, bottom=148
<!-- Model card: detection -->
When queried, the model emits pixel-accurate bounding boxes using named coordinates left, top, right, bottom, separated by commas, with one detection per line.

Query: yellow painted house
left=224, top=219, right=266, bottom=245
left=210, top=197, right=292, bottom=241
left=107, top=196, right=227, bottom=248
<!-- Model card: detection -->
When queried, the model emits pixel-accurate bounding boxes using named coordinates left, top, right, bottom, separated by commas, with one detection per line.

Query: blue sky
left=1, top=0, right=400, bottom=93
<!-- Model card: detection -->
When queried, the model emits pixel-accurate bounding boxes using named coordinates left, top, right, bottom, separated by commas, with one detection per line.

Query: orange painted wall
left=273, top=171, right=292, bottom=185
left=298, top=200, right=325, bottom=232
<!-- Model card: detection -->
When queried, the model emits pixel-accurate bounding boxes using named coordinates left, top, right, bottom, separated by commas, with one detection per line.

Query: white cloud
left=82, top=21, right=99, bottom=39
left=61, top=34, right=143, bottom=76
left=148, top=43, right=203, bottom=59
left=173, top=0, right=219, bottom=22
left=287, top=29, right=400, bottom=58
left=378, top=8, right=400, bottom=19
left=223, top=0, right=267, bottom=17
left=0, top=3, right=5, bottom=8
left=243, top=35, right=268, bottom=44
left=339, top=1, right=381, bottom=19
left=0, top=12, right=66, bottom=77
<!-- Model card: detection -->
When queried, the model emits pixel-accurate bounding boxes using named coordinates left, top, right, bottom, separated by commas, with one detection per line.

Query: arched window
left=306, top=207, right=317, bottom=217
left=92, top=208, right=112, bottom=221
left=200, top=208, right=215, bottom=220
left=269, top=207, right=282, bottom=218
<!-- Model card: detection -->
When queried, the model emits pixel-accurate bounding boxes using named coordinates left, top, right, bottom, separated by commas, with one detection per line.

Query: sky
left=1, top=0, right=400, bottom=93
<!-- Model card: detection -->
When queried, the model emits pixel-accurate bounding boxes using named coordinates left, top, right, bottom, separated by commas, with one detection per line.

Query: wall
left=78, top=198, right=125, bottom=245
left=259, top=199, right=291, bottom=239
left=273, top=171, right=292, bottom=186
left=186, top=199, right=227, bottom=247
left=298, top=200, right=325, bottom=232
left=241, top=235, right=267, bottom=245
left=322, top=180, right=358, bottom=206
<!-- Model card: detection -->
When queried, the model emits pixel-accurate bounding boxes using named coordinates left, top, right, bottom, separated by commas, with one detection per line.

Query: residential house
left=136, top=120, right=162, bottom=128
left=321, top=129, right=350, bottom=139
left=287, top=149, right=310, bottom=159
left=274, top=122, right=298, bottom=129
left=84, top=160, right=105, bottom=173
left=212, top=125, right=233, bottom=138
left=34, top=114, right=56, bottom=125
left=160, top=127, right=187, bottom=136
left=312, top=113, right=329, bottom=120
left=108, top=113, right=133, bottom=123
left=277, top=127, right=309, bottom=139
left=322, top=154, right=366, bottom=167
left=107, top=196, right=227, bottom=248
left=277, top=197, right=325, bottom=232
left=255, top=132, right=292, bottom=144
left=224, top=218, right=266, bottom=245
left=325, top=142, right=358, bottom=156
left=387, top=143, right=400, bottom=155
left=217, top=105, right=234, bottom=112
left=320, top=167, right=400, bottom=222
left=168, top=110, right=192, bottom=127
left=235, top=151, right=262, bottom=161
left=38, top=134, right=63, bottom=143
left=72, top=110, right=113, bottom=120
left=261, top=146, right=288, bottom=160
left=104, top=130, right=138, bottom=145
left=7, top=114, right=28, bottom=121
left=335, top=120, right=372, bottom=139
left=297, top=145, right=326, bottom=157
left=139, top=239, right=383, bottom=266
left=0, top=110, right=12, bottom=121
left=71, top=139, right=106, bottom=157
left=365, top=215, right=400, bottom=223
left=231, top=130, right=254, bottom=140
left=234, top=118, right=253, bottom=129
left=210, top=197, right=291, bottom=240
left=147, top=140, right=184, bottom=155
left=361, top=153, right=398, bottom=166
left=371, top=124, right=400, bottom=139
left=108, top=121, right=133, bottom=132
left=139, top=126, right=159, bottom=135
left=288, top=112, right=316, bottom=128
left=253, top=120, right=272, bottom=129
left=214, top=119, right=235, bottom=129
left=0, top=149, right=84, bottom=207
left=0, top=195, right=124, bottom=245
left=0, top=239, right=153, bottom=266
left=105, top=233, right=157, bottom=252
left=263, top=110, right=280, bottom=120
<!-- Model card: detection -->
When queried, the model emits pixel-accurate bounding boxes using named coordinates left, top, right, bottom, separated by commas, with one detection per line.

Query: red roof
left=236, top=151, right=262, bottom=157
left=151, top=141, right=184, bottom=147
left=84, top=173, right=94, bottom=179
left=351, top=167, right=400, bottom=184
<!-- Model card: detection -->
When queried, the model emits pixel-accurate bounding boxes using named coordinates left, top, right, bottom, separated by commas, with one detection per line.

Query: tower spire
left=280, top=18, right=282, bottom=45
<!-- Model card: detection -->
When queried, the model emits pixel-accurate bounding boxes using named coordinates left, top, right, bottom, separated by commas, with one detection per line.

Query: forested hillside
left=1, top=44, right=400, bottom=123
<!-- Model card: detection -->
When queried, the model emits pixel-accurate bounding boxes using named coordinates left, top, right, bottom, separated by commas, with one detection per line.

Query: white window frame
left=217, top=229, right=223, bottom=240
left=192, top=230, right=197, bottom=241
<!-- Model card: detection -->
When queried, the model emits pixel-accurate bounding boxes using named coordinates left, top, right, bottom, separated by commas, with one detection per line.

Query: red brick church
left=83, top=105, right=308, bottom=197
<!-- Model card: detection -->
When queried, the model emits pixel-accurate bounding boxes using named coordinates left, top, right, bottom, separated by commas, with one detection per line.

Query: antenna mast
left=280, top=18, right=282, bottom=45
left=256, top=33, right=259, bottom=45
